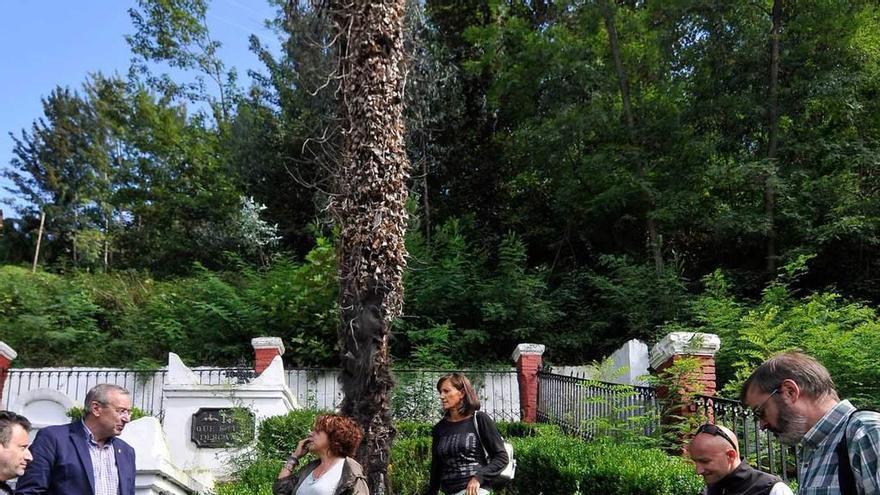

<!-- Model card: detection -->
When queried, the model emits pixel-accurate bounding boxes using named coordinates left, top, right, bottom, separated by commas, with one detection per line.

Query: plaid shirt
left=83, top=421, right=120, bottom=495
left=798, top=400, right=880, bottom=495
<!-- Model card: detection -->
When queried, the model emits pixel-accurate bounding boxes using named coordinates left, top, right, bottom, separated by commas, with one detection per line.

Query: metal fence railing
left=694, top=395, right=798, bottom=481
left=536, top=371, right=659, bottom=439
left=535, top=372, right=797, bottom=480
left=2, top=367, right=520, bottom=423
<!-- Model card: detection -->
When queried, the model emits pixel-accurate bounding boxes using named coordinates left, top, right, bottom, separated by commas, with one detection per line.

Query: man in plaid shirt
left=741, top=352, right=880, bottom=495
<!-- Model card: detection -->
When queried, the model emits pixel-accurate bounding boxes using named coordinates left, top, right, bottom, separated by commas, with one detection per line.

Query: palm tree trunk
left=327, top=0, right=410, bottom=491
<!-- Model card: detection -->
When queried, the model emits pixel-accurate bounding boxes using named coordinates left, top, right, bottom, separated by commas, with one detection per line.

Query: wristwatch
left=284, top=455, right=299, bottom=471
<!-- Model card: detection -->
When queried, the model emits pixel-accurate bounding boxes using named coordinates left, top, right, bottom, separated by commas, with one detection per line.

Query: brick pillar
left=649, top=332, right=720, bottom=448
left=251, top=337, right=285, bottom=375
left=0, top=342, right=17, bottom=406
left=650, top=332, right=720, bottom=396
left=513, top=343, right=545, bottom=423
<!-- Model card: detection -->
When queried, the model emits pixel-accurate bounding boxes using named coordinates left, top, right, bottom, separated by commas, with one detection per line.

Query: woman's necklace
left=309, top=459, right=337, bottom=483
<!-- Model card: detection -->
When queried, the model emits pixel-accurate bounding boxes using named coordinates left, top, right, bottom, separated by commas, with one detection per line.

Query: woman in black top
left=428, top=373, right=509, bottom=495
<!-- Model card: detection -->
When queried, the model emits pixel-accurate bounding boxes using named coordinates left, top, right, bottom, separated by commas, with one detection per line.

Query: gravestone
left=162, top=352, right=298, bottom=489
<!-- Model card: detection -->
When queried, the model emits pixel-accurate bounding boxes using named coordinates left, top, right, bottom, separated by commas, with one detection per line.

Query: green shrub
left=255, top=409, right=325, bottom=459
left=390, top=436, right=433, bottom=494
left=228, top=411, right=701, bottom=495
left=390, top=434, right=702, bottom=495
left=511, top=436, right=702, bottom=495
left=214, top=457, right=281, bottom=495
left=395, top=421, right=434, bottom=439
left=386, top=419, right=561, bottom=441
left=496, top=421, right=562, bottom=438
left=0, top=240, right=339, bottom=368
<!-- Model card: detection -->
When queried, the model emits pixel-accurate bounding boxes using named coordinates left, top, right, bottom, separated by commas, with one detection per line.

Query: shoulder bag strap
left=837, top=408, right=879, bottom=495
left=472, top=412, right=489, bottom=461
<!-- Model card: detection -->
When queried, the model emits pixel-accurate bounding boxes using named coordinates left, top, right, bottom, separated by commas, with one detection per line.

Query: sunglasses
left=696, top=423, right=737, bottom=450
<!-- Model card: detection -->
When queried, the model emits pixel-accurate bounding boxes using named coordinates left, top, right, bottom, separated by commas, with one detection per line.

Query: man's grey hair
left=0, top=410, right=31, bottom=446
left=741, top=351, right=839, bottom=402
left=84, top=384, right=131, bottom=417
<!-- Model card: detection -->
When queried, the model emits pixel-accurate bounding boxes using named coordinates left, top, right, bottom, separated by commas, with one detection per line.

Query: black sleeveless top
left=705, top=461, right=783, bottom=495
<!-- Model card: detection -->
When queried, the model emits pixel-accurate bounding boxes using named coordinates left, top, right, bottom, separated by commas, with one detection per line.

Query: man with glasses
left=688, top=423, right=792, bottom=495
left=741, top=352, right=880, bottom=495
left=15, top=384, right=136, bottom=495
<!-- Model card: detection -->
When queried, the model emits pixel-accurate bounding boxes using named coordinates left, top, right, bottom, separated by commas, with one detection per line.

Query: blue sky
left=0, top=0, right=280, bottom=213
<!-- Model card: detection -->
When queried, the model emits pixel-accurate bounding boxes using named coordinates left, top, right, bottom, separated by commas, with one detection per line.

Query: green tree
left=127, top=0, right=240, bottom=124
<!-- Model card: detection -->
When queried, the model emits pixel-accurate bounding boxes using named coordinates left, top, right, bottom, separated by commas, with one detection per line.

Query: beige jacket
left=272, top=457, right=369, bottom=495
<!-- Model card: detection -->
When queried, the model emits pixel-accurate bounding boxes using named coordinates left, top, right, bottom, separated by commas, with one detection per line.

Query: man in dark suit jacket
left=15, top=384, right=136, bottom=495
left=0, top=411, right=33, bottom=495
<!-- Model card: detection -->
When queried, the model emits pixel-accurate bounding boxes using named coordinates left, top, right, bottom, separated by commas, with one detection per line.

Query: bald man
left=688, top=424, right=793, bottom=495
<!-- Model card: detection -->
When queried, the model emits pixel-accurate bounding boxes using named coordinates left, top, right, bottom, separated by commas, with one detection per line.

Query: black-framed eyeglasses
left=696, top=423, right=737, bottom=450
left=752, top=388, right=780, bottom=421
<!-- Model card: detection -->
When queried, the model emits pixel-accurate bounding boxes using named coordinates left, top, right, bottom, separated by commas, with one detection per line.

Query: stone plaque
left=191, top=408, right=255, bottom=448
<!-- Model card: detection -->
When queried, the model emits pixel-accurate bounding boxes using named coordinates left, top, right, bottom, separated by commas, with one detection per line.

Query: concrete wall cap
left=512, top=343, right=546, bottom=362
left=166, top=353, right=200, bottom=385
left=0, top=342, right=17, bottom=361
left=649, top=332, right=721, bottom=370
left=251, top=337, right=285, bottom=355
left=252, top=355, right=286, bottom=386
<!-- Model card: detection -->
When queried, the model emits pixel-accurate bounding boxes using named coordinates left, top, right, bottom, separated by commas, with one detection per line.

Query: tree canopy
left=3, top=0, right=880, bottom=373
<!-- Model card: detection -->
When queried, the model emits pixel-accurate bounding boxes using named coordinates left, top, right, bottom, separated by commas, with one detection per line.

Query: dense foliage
left=216, top=410, right=703, bottom=495
left=665, top=256, right=880, bottom=406
left=2, top=0, right=880, bottom=368
left=0, top=242, right=338, bottom=367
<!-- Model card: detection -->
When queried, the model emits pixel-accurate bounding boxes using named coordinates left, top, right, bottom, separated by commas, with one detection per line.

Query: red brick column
left=0, top=342, right=17, bottom=406
left=513, top=343, right=545, bottom=423
left=650, top=332, right=719, bottom=396
left=649, top=332, right=720, bottom=446
left=251, top=337, right=285, bottom=375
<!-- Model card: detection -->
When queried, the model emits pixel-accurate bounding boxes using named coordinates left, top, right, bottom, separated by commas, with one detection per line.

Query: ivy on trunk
left=326, top=0, right=410, bottom=491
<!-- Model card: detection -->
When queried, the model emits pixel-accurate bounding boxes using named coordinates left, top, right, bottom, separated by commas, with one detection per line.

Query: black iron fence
left=693, top=395, right=798, bottom=481
left=534, top=371, right=797, bottom=480
left=536, top=371, right=659, bottom=439
left=2, top=367, right=519, bottom=423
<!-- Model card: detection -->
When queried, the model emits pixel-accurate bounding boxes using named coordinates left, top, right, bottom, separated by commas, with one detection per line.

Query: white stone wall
left=549, top=339, right=650, bottom=386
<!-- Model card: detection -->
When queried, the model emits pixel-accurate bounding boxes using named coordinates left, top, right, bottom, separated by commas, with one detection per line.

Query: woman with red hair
left=273, top=414, right=369, bottom=495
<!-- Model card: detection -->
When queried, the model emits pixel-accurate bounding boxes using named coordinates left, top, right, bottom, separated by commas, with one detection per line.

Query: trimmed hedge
left=217, top=411, right=702, bottom=495
left=509, top=436, right=702, bottom=495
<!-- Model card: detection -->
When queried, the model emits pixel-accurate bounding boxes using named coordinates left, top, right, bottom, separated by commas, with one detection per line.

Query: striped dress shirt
left=82, top=421, right=120, bottom=495
left=798, top=400, right=880, bottom=495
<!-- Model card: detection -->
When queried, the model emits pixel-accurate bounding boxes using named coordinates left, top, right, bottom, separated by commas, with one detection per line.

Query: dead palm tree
left=325, top=0, right=410, bottom=491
